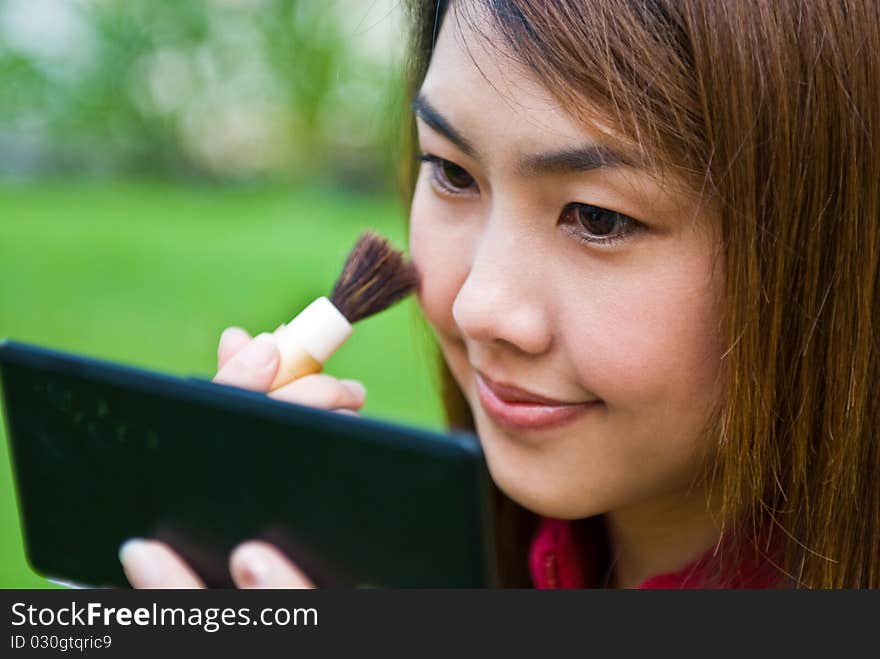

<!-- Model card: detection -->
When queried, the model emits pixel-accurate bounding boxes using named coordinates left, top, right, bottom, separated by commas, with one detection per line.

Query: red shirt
left=529, top=516, right=782, bottom=589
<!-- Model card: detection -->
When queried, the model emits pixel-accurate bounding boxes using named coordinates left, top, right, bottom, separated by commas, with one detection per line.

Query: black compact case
left=0, top=339, right=496, bottom=588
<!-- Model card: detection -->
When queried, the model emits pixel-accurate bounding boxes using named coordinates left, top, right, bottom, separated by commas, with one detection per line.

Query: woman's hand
left=212, top=325, right=366, bottom=415
left=119, top=325, right=366, bottom=588
left=119, top=539, right=314, bottom=588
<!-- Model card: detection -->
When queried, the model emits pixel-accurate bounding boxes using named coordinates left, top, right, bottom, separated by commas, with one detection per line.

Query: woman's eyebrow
left=517, top=145, right=633, bottom=176
left=411, top=93, right=478, bottom=159
left=411, top=91, right=637, bottom=175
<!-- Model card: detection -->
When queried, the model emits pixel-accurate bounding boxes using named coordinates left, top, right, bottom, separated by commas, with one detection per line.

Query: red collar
left=529, top=516, right=782, bottom=589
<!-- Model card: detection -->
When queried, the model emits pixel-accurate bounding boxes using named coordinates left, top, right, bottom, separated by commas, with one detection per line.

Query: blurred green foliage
left=0, top=0, right=406, bottom=188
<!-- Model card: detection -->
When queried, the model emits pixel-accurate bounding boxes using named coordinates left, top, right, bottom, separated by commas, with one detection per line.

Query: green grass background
left=0, top=180, right=446, bottom=588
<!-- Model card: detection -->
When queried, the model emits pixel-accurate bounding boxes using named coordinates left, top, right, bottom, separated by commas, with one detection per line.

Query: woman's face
left=409, top=9, right=725, bottom=519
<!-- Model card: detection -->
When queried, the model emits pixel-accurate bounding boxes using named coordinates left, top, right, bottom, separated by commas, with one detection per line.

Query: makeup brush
left=267, top=230, right=420, bottom=392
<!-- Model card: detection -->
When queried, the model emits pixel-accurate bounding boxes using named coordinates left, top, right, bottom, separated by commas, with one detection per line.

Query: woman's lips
left=475, top=371, right=599, bottom=432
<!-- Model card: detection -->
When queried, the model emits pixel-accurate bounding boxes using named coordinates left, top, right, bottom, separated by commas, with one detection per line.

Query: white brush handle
left=269, top=296, right=353, bottom=391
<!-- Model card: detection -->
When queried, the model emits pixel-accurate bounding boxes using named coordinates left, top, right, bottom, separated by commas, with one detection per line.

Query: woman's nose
left=451, top=223, right=553, bottom=356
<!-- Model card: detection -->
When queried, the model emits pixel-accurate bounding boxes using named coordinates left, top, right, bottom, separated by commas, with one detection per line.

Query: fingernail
left=118, top=538, right=161, bottom=585
left=221, top=326, right=248, bottom=342
left=118, top=537, right=144, bottom=564
left=341, top=379, right=366, bottom=399
left=236, top=334, right=277, bottom=369
left=219, top=327, right=247, bottom=359
left=238, top=551, right=270, bottom=588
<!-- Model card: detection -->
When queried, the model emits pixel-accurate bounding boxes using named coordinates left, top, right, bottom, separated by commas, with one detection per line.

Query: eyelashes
left=417, top=152, right=644, bottom=248
left=558, top=203, right=641, bottom=248
left=418, top=154, right=478, bottom=195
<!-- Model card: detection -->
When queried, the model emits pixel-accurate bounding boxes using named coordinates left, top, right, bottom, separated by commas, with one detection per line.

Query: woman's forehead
left=420, top=10, right=620, bottom=165
left=419, top=2, right=710, bottom=205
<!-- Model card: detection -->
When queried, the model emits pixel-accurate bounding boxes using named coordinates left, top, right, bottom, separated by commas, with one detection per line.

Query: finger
left=332, top=408, right=360, bottom=417
left=267, top=374, right=366, bottom=410
left=229, top=540, right=315, bottom=589
left=118, top=539, right=206, bottom=589
left=217, top=326, right=252, bottom=371
left=212, top=333, right=279, bottom=392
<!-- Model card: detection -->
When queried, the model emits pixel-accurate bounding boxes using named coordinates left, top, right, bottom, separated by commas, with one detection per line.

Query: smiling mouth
left=474, top=371, right=600, bottom=432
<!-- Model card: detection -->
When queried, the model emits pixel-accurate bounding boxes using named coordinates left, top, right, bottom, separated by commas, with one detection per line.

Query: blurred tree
left=0, top=0, right=405, bottom=190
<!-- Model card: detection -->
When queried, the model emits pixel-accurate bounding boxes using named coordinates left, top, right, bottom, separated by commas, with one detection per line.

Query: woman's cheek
left=408, top=184, right=471, bottom=339
left=556, top=288, right=658, bottom=408
left=567, top=257, right=723, bottom=412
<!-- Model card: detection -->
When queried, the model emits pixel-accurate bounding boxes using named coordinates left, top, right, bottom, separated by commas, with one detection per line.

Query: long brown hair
left=397, top=0, right=880, bottom=588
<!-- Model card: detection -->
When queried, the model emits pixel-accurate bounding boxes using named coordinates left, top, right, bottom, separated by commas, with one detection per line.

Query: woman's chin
left=484, top=454, right=606, bottom=520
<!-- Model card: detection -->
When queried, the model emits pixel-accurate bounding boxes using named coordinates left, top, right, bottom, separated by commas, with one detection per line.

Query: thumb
left=212, top=332, right=279, bottom=392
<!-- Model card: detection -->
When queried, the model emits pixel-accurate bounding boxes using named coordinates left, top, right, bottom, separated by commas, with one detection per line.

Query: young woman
left=120, top=0, right=879, bottom=588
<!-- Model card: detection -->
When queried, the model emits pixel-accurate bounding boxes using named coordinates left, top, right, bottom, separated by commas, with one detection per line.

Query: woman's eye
left=559, top=202, right=642, bottom=248
left=418, top=154, right=478, bottom=195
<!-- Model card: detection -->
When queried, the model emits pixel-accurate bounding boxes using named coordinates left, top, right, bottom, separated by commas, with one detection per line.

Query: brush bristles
left=329, top=230, right=421, bottom=324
